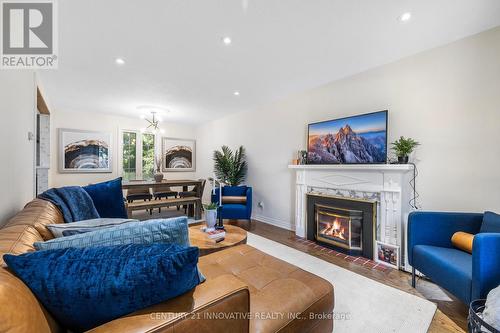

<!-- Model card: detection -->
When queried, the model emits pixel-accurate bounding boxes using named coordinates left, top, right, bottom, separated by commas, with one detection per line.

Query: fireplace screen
left=315, top=205, right=362, bottom=251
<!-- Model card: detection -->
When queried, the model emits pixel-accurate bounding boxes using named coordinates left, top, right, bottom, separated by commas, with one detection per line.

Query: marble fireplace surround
left=289, top=164, right=414, bottom=270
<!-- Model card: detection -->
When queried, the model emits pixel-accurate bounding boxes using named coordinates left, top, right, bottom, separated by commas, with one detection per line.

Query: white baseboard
left=253, top=214, right=295, bottom=231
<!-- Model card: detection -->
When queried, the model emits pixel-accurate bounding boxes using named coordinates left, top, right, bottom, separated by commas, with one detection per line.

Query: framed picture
left=375, top=241, right=399, bottom=269
left=58, top=129, right=112, bottom=173
left=161, top=137, right=196, bottom=172
left=307, top=110, right=388, bottom=164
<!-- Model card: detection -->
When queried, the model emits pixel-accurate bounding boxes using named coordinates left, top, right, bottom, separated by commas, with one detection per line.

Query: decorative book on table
left=207, top=230, right=225, bottom=239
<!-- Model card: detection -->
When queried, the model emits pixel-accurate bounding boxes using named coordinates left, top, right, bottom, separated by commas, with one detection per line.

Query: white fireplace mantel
left=289, top=163, right=415, bottom=270
left=288, top=164, right=414, bottom=172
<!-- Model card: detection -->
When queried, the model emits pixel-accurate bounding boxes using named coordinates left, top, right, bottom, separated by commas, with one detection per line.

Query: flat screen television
left=307, top=110, right=388, bottom=164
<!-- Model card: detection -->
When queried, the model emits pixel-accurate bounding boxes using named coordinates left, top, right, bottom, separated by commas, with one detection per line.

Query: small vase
left=154, top=173, right=164, bottom=182
left=205, top=209, right=217, bottom=230
left=398, top=156, right=409, bottom=164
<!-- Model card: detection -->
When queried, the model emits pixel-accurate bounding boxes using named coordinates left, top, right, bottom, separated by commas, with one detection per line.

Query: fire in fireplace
left=316, top=205, right=363, bottom=251
left=319, top=216, right=348, bottom=242
left=307, top=194, right=376, bottom=258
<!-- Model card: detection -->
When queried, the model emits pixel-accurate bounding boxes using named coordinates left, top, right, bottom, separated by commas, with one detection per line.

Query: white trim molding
left=253, top=214, right=295, bottom=231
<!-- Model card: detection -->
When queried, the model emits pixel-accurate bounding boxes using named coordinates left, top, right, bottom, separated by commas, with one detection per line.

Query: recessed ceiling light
left=233, top=91, right=240, bottom=96
left=115, top=58, right=125, bottom=65
left=399, top=12, right=412, bottom=22
left=222, top=36, right=232, bottom=45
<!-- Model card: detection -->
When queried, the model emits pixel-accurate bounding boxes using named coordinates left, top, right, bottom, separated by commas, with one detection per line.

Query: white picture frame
left=58, top=128, right=112, bottom=173
left=375, top=241, right=399, bottom=269
left=161, top=137, right=196, bottom=172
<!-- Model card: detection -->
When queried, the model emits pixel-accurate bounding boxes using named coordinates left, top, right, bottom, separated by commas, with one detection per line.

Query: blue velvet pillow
left=34, top=217, right=206, bottom=283
left=34, top=217, right=189, bottom=251
left=83, top=178, right=127, bottom=218
left=480, top=211, right=500, bottom=233
left=3, top=244, right=201, bottom=332
left=47, top=218, right=138, bottom=238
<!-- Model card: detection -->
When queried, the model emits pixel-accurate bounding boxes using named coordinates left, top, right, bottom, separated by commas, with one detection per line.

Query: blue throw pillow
left=34, top=216, right=206, bottom=283
left=47, top=218, right=138, bottom=238
left=83, top=178, right=127, bottom=218
left=480, top=211, right=500, bottom=233
left=34, top=216, right=189, bottom=251
left=3, top=244, right=201, bottom=332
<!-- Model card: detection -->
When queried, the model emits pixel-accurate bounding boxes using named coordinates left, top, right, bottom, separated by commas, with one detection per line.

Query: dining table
left=122, top=179, right=204, bottom=219
left=122, top=179, right=203, bottom=197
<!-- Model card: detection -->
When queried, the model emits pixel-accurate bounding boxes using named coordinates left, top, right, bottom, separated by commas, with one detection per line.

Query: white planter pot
left=205, top=209, right=217, bottom=229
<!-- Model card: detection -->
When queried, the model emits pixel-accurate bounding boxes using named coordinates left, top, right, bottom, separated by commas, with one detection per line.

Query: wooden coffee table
left=189, top=224, right=247, bottom=256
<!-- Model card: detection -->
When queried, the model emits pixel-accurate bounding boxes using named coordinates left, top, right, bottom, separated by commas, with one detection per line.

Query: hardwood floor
left=224, top=219, right=468, bottom=333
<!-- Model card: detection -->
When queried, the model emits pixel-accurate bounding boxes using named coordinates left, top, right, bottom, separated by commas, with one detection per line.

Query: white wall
left=196, top=27, right=500, bottom=230
left=49, top=110, right=197, bottom=188
left=0, top=71, right=36, bottom=225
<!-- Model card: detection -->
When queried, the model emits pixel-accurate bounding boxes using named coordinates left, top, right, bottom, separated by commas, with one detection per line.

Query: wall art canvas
left=307, top=110, right=388, bottom=164
left=162, top=137, right=196, bottom=172
left=59, top=129, right=112, bottom=173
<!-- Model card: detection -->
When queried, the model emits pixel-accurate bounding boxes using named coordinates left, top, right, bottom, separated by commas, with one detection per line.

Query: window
left=121, top=131, right=155, bottom=181
left=142, top=133, right=155, bottom=180
left=122, top=132, right=137, bottom=181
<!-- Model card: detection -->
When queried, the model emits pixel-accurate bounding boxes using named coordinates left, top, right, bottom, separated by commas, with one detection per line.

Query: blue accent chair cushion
left=480, top=211, right=500, bottom=233
left=212, top=186, right=252, bottom=220
left=408, top=211, right=500, bottom=304
left=3, top=243, right=202, bottom=332
left=34, top=216, right=190, bottom=251
left=83, top=178, right=128, bottom=218
left=413, top=245, right=472, bottom=303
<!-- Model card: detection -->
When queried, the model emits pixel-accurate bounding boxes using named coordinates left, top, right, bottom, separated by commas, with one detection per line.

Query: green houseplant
left=391, top=136, right=420, bottom=164
left=213, top=145, right=248, bottom=186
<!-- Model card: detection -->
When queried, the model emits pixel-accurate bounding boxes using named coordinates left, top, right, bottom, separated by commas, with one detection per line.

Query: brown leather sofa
left=0, top=199, right=334, bottom=333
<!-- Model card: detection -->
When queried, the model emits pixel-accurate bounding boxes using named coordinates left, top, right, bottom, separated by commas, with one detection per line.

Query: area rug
left=247, top=233, right=437, bottom=333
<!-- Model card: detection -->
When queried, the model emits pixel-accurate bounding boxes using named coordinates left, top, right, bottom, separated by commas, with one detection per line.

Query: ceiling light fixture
left=233, top=91, right=240, bottom=96
left=115, top=57, right=126, bottom=65
left=399, top=12, right=412, bottom=22
left=143, top=111, right=161, bottom=131
left=137, top=105, right=169, bottom=133
left=222, top=36, right=232, bottom=45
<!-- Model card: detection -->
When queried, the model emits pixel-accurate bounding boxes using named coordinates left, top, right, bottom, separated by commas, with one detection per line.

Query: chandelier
left=143, top=111, right=161, bottom=131
left=138, top=106, right=168, bottom=134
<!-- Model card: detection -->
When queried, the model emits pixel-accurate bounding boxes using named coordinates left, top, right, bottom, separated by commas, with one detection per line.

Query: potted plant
left=213, top=145, right=248, bottom=186
left=391, top=136, right=420, bottom=164
left=153, top=154, right=164, bottom=182
left=204, top=202, right=218, bottom=230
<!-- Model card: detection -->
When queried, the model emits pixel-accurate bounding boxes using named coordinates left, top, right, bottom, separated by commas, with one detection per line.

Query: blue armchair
left=408, top=211, right=500, bottom=305
left=211, top=186, right=252, bottom=221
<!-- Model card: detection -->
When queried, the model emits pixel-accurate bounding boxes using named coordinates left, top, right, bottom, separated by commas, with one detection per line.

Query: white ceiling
left=38, top=0, right=500, bottom=124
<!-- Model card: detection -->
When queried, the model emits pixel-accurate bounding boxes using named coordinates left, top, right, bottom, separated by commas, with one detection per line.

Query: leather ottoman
left=199, top=244, right=335, bottom=332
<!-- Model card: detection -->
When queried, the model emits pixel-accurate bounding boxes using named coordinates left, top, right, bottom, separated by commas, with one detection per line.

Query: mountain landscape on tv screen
left=308, top=124, right=386, bottom=164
